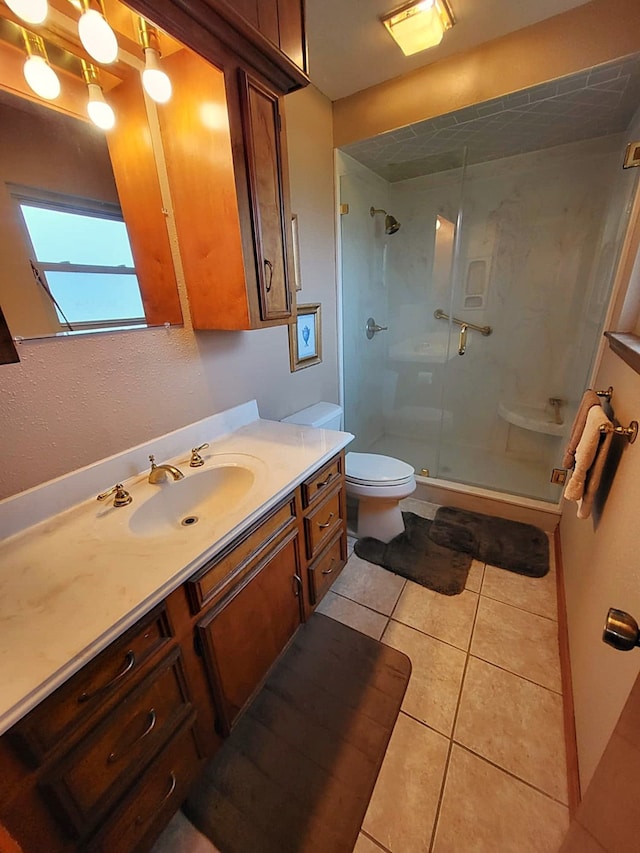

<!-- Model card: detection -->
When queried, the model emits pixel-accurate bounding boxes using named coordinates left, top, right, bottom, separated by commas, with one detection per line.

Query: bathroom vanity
left=0, top=403, right=351, bottom=851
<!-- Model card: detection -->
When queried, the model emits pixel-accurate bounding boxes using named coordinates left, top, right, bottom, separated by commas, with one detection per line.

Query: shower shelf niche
left=498, top=401, right=566, bottom=437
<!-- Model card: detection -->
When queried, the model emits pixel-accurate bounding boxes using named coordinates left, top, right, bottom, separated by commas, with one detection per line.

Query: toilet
left=281, top=403, right=416, bottom=543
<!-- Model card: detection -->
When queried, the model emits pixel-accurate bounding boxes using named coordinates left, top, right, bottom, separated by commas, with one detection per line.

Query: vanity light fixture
left=138, top=18, right=172, bottom=104
left=5, top=0, right=48, bottom=25
left=77, top=0, right=118, bottom=64
left=22, top=30, right=60, bottom=100
left=381, top=0, right=455, bottom=56
left=82, top=59, right=115, bottom=129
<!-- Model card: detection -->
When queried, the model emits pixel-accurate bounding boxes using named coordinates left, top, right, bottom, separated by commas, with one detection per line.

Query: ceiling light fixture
left=5, top=0, right=48, bottom=24
left=82, top=60, right=115, bottom=129
left=22, top=30, right=60, bottom=100
left=138, top=18, right=172, bottom=104
left=381, top=0, right=455, bottom=56
left=77, top=0, right=118, bottom=64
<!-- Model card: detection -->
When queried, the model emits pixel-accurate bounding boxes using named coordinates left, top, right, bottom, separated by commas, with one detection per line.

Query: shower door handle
left=458, top=324, right=468, bottom=355
left=366, top=317, right=388, bottom=339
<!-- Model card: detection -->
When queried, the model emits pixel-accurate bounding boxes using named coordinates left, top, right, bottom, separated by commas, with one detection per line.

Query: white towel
left=564, top=405, right=612, bottom=516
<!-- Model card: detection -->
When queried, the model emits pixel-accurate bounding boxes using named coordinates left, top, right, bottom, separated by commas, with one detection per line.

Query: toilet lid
left=346, top=452, right=415, bottom=486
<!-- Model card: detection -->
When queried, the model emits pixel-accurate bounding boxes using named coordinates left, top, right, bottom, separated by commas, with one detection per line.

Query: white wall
left=560, top=346, right=640, bottom=792
left=0, top=85, right=339, bottom=501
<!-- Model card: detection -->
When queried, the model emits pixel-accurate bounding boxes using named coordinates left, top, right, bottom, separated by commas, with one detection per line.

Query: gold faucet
left=97, top=484, right=132, bottom=506
left=148, top=454, right=185, bottom=484
left=189, top=443, right=209, bottom=467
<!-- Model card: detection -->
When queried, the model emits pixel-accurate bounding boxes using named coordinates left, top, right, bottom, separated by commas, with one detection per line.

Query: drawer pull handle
left=134, top=772, right=176, bottom=827
left=322, top=560, right=336, bottom=576
left=162, top=771, right=177, bottom=804
left=317, top=474, right=335, bottom=489
left=77, top=650, right=136, bottom=704
left=107, top=708, right=156, bottom=764
left=318, top=512, right=335, bottom=530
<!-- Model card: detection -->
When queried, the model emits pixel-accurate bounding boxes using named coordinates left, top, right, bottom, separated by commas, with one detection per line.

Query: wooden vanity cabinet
left=0, top=603, right=206, bottom=853
left=0, top=453, right=347, bottom=853
left=189, top=494, right=305, bottom=734
left=300, top=453, right=348, bottom=607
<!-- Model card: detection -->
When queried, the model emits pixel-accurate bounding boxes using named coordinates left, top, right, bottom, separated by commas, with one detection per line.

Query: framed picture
left=291, top=213, right=302, bottom=291
left=289, top=303, right=322, bottom=371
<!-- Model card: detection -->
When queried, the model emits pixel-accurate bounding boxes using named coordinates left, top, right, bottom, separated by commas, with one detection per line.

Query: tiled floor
left=154, top=498, right=569, bottom=853
left=319, top=498, right=570, bottom=853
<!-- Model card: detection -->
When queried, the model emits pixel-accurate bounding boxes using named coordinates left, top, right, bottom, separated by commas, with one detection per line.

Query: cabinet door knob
left=264, top=258, right=274, bottom=292
left=603, top=608, right=640, bottom=651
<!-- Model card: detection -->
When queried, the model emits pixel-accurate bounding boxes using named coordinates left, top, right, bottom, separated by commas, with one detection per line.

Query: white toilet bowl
left=346, top=452, right=416, bottom=543
left=281, top=403, right=416, bottom=544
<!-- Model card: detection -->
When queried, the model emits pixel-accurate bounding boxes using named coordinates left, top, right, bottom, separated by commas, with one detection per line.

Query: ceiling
left=340, top=53, right=640, bottom=180
left=306, top=0, right=594, bottom=101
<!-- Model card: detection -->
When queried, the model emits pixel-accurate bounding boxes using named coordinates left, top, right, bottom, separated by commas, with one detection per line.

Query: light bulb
left=78, top=8, right=118, bottom=64
left=142, top=47, right=172, bottom=103
left=87, top=82, right=115, bottom=130
left=23, top=54, right=60, bottom=100
left=5, top=0, right=48, bottom=24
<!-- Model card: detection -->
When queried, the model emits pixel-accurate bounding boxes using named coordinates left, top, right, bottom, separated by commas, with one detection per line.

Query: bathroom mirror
left=0, top=10, right=183, bottom=341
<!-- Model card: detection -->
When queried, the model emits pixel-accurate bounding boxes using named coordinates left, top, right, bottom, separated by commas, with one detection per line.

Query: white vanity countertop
left=0, top=401, right=353, bottom=736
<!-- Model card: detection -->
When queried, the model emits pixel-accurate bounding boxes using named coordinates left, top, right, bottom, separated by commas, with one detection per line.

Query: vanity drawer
left=87, top=715, right=200, bottom=853
left=308, top=530, right=347, bottom=605
left=43, top=648, right=192, bottom=836
left=14, top=606, right=172, bottom=764
left=302, top=454, right=343, bottom=509
left=187, top=494, right=297, bottom=612
left=304, top=487, right=343, bottom=560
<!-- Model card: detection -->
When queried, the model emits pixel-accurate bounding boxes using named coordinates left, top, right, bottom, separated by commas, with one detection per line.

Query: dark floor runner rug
left=429, top=506, right=549, bottom=578
left=184, top=613, right=411, bottom=853
left=354, top=511, right=472, bottom=595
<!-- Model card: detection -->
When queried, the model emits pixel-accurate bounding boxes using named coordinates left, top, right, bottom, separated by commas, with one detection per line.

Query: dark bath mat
left=184, top=613, right=411, bottom=853
left=354, top=511, right=472, bottom=595
left=429, top=506, right=549, bottom=578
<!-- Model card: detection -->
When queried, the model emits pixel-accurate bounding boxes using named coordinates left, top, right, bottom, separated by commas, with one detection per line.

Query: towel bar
left=599, top=420, right=638, bottom=443
left=596, top=386, right=613, bottom=400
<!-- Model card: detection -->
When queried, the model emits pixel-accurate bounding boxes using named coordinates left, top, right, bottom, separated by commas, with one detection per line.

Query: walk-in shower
left=339, top=54, right=640, bottom=504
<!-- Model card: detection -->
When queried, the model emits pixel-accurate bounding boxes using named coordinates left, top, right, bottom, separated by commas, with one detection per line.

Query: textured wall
left=0, top=85, right=339, bottom=500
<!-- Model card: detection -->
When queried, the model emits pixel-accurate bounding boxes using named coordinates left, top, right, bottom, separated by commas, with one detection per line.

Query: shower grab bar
left=434, top=309, right=492, bottom=336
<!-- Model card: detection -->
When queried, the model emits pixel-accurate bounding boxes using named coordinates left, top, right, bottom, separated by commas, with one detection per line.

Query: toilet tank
left=281, top=402, right=343, bottom=430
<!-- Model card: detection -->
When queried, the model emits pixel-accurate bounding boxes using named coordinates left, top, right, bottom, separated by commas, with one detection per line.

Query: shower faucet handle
left=366, top=317, right=388, bottom=339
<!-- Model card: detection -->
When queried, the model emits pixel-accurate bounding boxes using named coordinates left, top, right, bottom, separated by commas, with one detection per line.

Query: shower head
left=370, top=206, right=401, bottom=235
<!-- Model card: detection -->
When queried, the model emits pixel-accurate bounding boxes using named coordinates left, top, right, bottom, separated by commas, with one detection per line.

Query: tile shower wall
left=386, top=135, right=622, bottom=468
left=341, top=133, right=627, bottom=500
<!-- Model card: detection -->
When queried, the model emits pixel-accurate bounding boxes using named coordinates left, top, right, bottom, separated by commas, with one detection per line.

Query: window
left=13, top=189, right=145, bottom=333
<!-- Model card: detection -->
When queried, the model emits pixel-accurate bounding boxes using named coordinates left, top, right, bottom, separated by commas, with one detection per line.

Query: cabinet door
left=197, top=530, right=302, bottom=734
left=238, top=70, right=292, bottom=322
left=277, top=0, right=307, bottom=73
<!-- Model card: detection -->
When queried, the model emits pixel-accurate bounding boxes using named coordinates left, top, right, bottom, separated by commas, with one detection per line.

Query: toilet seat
left=346, top=452, right=414, bottom=487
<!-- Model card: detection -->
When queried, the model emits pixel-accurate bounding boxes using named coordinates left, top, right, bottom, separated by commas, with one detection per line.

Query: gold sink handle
left=189, top=443, right=210, bottom=467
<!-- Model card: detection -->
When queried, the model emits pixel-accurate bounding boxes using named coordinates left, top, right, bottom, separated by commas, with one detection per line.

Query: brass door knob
left=603, top=608, right=640, bottom=651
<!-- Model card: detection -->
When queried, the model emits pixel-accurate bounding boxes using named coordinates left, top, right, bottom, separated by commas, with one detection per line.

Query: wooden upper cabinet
left=276, top=0, right=307, bottom=74
left=239, top=70, right=292, bottom=322
left=157, top=50, right=293, bottom=329
left=125, top=0, right=309, bottom=94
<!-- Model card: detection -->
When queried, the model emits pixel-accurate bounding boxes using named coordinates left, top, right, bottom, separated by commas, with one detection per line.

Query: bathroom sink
left=128, top=464, right=255, bottom=538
